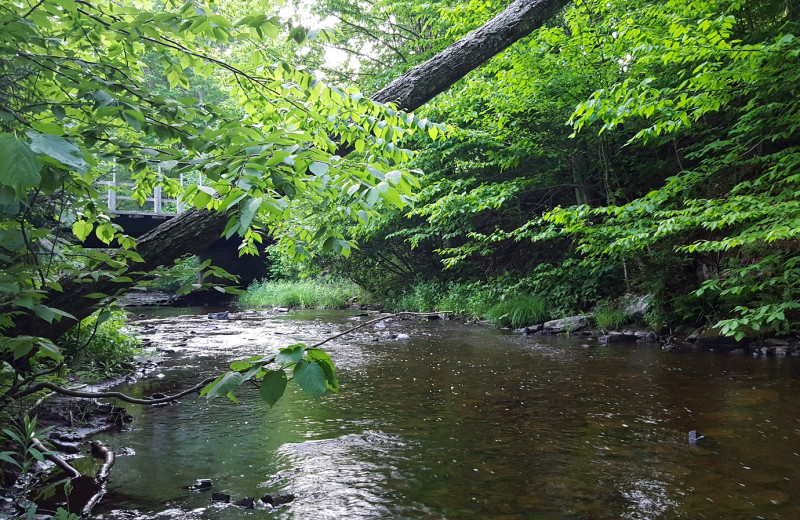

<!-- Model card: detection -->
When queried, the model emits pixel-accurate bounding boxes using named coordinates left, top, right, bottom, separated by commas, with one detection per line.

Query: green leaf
left=259, top=369, right=288, bottom=406
left=204, top=371, right=244, bottom=402
left=72, top=220, right=93, bottom=241
left=230, top=360, right=252, bottom=372
left=293, top=360, right=328, bottom=398
left=276, top=343, right=306, bottom=366
left=309, top=161, right=329, bottom=176
left=26, top=131, right=88, bottom=174
left=0, top=134, right=41, bottom=195
left=239, top=197, right=261, bottom=231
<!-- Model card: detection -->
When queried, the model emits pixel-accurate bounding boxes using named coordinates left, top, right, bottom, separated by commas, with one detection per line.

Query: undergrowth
left=240, top=278, right=374, bottom=309
left=61, top=308, right=141, bottom=379
left=485, top=295, right=550, bottom=328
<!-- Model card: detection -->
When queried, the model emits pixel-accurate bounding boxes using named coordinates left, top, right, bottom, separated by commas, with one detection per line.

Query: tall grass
left=592, top=301, right=632, bottom=330
left=485, top=295, right=550, bottom=328
left=240, top=278, right=374, bottom=309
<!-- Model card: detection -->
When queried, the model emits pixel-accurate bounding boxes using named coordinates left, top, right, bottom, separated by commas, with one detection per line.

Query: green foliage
left=240, top=278, right=374, bottom=309
left=486, top=295, right=549, bottom=329
left=0, top=0, right=451, bottom=406
left=61, top=308, right=140, bottom=379
left=201, top=343, right=338, bottom=405
left=592, top=301, right=632, bottom=331
left=147, top=255, right=200, bottom=293
left=0, top=415, right=53, bottom=518
left=385, top=280, right=446, bottom=313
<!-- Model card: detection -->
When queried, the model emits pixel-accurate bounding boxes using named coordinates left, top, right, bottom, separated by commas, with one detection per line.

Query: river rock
left=543, top=315, right=590, bottom=333
left=598, top=332, right=632, bottom=344
left=234, top=497, right=255, bottom=509
left=186, top=479, right=213, bottom=492
left=620, top=293, right=652, bottom=319
left=261, top=493, right=295, bottom=507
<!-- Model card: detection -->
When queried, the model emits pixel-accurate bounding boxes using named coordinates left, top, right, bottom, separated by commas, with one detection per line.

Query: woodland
left=1, top=0, right=799, bottom=514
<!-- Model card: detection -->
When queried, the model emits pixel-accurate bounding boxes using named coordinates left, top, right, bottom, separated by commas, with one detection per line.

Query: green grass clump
left=486, top=295, right=549, bottom=328
left=240, top=278, right=374, bottom=309
left=593, top=301, right=632, bottom=330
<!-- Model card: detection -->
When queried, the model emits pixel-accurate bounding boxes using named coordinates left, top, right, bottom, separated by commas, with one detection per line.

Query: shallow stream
left=92, top=309, right=800, bottom=519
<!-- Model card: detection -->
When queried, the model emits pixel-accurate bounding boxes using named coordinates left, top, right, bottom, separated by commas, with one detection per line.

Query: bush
left=240, top=278, right=374, bottom=309
left=147, top=255, right=200, bottom=292
left=61, top=308, right=141, bottom=378
left=384, top=280, right=445, bottom=313
left=486, top=295, right=549, bottom=329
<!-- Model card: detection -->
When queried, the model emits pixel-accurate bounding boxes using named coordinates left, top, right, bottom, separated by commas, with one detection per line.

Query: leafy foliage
left=201, top=343, right=339, bottom=405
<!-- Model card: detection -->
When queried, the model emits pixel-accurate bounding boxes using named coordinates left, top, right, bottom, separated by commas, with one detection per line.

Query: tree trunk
left=9, top=0, right=569, bottom=341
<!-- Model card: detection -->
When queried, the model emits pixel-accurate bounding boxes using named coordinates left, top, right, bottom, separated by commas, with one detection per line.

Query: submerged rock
left=261, top=493, right=295, bottom=507
left=186, top=479, right=213, bottom=492
left=233, top=497, right=255, bottom=509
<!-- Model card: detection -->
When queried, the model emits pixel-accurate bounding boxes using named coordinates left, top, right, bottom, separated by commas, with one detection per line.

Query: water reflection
left=94, top=310, right=800, bottom=519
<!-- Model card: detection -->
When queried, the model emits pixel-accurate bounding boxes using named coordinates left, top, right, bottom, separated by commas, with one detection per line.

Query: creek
left=91, top=308, right=800, bottom=519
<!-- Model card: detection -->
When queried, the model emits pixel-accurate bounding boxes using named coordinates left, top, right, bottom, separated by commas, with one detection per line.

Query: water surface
left=94, top=310, right=800, bottom=519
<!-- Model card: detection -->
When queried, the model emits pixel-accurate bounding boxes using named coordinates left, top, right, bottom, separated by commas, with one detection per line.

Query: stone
left=234, top=497, right=255, bottom=509
left=543, top=315, right=590, bottom=333
left=186, top=479, right=213, bottom=492
left=620, top=293, right=652, bottom=319
left=598, top=332, right=631, bottom=344
left=261, top=493, right=295, bottom=507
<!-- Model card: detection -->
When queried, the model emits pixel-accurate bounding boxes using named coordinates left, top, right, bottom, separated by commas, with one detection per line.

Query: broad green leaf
left=230, top=360, right=252, bottom=372
left=26, top=131, right=88, bottom=174
left=276, top=343, right=306, bottom=366
left=240, top=197, right=262, bottom=231
left=293, top=360, right=328, bottom=398
left=259, top=369, right=288, bottom=406
left=0, top=134, right=40, bottom=195
left=309, top=161, right=329, bottom=176
left=72, top=220, right=93, bottom=242
left=204, top=371, right=244, bottom=402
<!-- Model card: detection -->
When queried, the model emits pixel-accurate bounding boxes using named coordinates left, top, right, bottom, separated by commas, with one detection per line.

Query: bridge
left=91, top=170, right=267, bottom=286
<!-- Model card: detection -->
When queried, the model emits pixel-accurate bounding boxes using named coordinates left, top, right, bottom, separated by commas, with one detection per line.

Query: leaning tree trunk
left=9, top=0, right=569, bottom=341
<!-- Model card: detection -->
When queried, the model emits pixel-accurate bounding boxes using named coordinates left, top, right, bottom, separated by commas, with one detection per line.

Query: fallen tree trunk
left=8, top=0, right=569, bottom=341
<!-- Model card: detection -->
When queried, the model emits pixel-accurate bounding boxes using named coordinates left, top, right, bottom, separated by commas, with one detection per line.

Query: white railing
left=98, top=166, right=198, bottom=216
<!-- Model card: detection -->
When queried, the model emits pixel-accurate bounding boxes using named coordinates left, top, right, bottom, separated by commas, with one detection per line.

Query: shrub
left=147, top=255, right=200, bottom=292
left=61, top=308, right=141, bottom=378
left=486, top=295, right=549, bottom=328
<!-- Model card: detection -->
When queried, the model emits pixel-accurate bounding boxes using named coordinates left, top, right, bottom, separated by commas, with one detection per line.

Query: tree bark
left=370, top=0, right=569, bottom=111
left=8, top=0, right=569, bottom=341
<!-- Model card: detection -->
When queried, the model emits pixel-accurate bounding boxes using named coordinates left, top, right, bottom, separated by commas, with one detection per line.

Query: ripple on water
left=267, top=430, right=435, bottom=520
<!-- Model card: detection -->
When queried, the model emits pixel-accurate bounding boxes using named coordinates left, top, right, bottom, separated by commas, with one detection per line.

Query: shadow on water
left=92, top=310, right=800, bottom=519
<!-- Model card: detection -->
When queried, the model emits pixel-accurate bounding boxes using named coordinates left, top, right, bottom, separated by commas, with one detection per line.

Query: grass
left=240, top=278, right=375, bottom=309
left=593, top=301, right=632, bottom=330
left=485, top=295, right=550, bottom=329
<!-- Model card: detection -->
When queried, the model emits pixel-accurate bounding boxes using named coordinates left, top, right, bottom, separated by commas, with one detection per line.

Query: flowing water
left=91, top=309, right=800, bottom=519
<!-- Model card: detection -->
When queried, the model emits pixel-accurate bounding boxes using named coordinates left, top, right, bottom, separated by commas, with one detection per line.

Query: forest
left=1, top=0, right=799, bottom=517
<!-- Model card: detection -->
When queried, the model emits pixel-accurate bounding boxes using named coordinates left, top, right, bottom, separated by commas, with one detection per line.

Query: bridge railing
left=97, top=167, right=201, bottom=216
